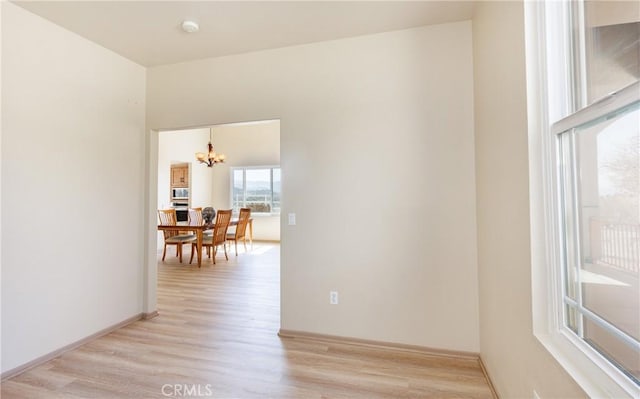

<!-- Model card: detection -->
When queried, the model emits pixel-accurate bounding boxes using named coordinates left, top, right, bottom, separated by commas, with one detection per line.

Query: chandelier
left=195, top=128, right=226, bottom=167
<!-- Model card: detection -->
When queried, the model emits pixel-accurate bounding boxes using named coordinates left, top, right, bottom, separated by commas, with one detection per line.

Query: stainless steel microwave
left=171, top=188, right=189, bottom=199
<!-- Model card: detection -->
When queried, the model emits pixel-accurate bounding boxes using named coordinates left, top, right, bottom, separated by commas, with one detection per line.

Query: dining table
left=157, top=218, right=253, bottom=267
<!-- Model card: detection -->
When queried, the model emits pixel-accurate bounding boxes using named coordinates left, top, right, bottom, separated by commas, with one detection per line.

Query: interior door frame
left=142, top=128, right=160, bottom=316
left=143, top=121, right=282, bottom=316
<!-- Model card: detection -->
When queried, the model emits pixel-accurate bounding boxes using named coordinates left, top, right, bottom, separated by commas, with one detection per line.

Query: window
left=231, top=166, right=281, bottom=214
left=555, top=85, right=639, bottom=386
left=530, top=0, right=640, bottom=396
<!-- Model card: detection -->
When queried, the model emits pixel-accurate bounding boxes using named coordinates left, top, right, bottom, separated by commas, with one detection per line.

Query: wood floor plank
left=1, top=243, right=493, bottom=398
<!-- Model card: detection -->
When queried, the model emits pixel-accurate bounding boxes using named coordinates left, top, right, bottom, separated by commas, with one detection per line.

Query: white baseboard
left=278, top=329, right=498, bottom=397
left=278, top=329, right=479, bottom=360
left=479, top=355, right=499, bottom=399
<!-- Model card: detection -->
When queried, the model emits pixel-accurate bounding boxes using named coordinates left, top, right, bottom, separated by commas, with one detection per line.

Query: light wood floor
left=1, top=243, right=494, bottom=398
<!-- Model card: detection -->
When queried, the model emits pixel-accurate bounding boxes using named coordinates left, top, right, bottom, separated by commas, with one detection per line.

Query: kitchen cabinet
left=171, top=164, right=189, bottom=188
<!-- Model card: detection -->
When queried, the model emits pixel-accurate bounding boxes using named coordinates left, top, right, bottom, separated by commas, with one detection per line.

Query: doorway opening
left=150, top=119, right=281, bottom=328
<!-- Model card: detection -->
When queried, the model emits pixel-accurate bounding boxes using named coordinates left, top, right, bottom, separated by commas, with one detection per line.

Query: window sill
left=235, top=212, right=280, bottom=218
left=535, top=330, right=639, bottom=398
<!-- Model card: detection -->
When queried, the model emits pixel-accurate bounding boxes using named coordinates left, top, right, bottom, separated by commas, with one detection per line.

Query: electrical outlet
left=329, top=291, right=339, bottom=305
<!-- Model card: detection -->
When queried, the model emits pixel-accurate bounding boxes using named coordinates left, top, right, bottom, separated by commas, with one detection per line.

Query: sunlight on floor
left=245, top=243, right=275, bottom=255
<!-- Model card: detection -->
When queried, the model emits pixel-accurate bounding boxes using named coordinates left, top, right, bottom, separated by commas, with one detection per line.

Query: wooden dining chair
left=187, top=207, right=203, bottom=226
left=188, top=207, right=214, bottom=256
left=158, top=209, right=196, bottom=263
left=189, top=209, right=232, bottom=265
left=226, top=208, right=251, bottom=256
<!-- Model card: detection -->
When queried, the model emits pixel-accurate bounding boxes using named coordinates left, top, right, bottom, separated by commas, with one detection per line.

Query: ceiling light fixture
left=181, top=20, right=199, bottom=33
left=195, top=128, right=226, bottom=167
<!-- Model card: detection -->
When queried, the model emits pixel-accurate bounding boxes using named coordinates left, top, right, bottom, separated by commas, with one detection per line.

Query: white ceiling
left=13, top=1, right=475, bottom=67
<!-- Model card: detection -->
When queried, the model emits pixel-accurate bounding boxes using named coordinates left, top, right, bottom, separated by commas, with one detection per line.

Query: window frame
left=229, top=165, right=281, bottom=215
left=527, top=0, right=640, bottom=397
left=552, top=81, right=640, bottom=395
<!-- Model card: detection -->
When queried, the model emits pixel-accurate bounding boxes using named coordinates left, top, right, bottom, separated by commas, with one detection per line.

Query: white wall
left=586, top=0, right=640, bottom=27
left=1, top=3, right=146, bottom=374
left=472, top=2, right=586, bottom=398
left=147, top=22, right=479, bottom=352
left=210, top=121, right=281, bottom=241
left=0, top=1, right=4, bottom=368
left=157, top=128, right=211, bottom=210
